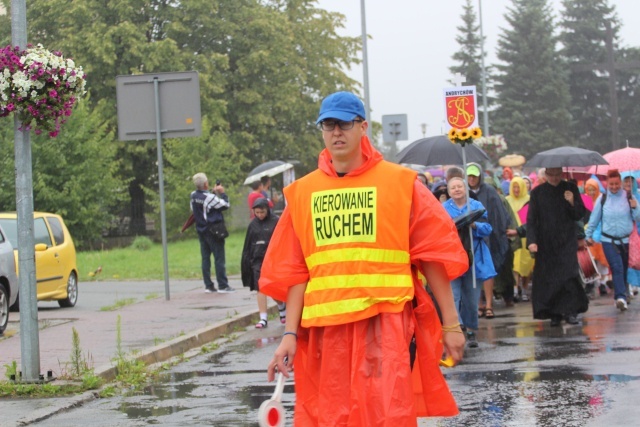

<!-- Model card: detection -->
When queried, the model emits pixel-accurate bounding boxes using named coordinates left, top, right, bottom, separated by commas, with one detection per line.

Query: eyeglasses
left=318, top=119, right=363, bottom=131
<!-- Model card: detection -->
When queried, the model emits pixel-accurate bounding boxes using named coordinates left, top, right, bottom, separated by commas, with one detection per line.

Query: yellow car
left=0, top=212, right=79, bottom=309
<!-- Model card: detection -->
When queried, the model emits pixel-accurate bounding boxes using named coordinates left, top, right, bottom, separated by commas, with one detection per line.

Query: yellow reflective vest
left=284, top=160, right=417, bottom=327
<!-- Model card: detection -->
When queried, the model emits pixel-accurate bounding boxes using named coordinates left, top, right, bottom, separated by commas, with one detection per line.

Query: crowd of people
left=187, top=90, right=639, bottom=425
left=416, top=162, right=640, bottom=331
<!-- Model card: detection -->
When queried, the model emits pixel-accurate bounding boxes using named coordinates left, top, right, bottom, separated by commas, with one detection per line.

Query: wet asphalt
left=6, top=289, right=639, bottom=427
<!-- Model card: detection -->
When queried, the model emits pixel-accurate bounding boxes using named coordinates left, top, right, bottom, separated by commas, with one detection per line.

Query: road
left=10, top=292, right=640, bottom=427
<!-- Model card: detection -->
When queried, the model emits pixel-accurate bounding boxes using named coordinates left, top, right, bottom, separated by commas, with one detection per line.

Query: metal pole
left=461, top=146, right=476, bottom=287
left=478, top=0, right=489, bottom=135
left=12, top=0, right=41, bottom=382
left=360, top=0, right=372, bottom=139
left=153, top=78, right=171, bottom=301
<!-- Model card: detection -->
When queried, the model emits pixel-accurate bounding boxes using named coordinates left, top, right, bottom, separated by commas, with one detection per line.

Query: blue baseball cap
left=316, top=91, right=366, bottom=124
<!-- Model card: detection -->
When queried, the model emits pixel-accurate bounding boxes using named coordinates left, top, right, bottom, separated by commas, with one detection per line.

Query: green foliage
left=0, top=99, right=123, bottom=249
left=617, top=47, right=640, bottom=145
left=100, top=298, right=137, bottom=312
left=0, top=381, right=85, bottom=398
left=76, top=231, right=244, bottom=281
left=68, top=327, right=92, bottom=378
left=3, top=360, right=17, bottom=380
left=130, top=236, right=153, bottom=251
left=81, top=371, right=103, bottom=390
left=0, top=0, right=361, bottom=241
left=492, top=0, right=572, bottom=157
left=559, top=0, right=620, bottom=154
left=112, top=314, right=150, bottom=389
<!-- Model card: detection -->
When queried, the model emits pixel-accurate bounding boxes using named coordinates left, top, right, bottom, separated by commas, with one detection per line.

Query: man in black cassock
left=526, top=167, right=589, bottom=326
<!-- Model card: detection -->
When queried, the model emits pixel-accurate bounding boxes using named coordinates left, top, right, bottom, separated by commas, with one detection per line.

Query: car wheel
left=0, top=283, right=8, bottom=334
left=58, top=272, right=78, bottom=308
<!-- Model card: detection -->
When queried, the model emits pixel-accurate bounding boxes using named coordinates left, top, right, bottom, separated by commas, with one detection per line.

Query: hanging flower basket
left=474, top=134, right=508, bottom=164
left=447, top=126, right=482, bottom=147
left=0, top=44, right=86, bottom=137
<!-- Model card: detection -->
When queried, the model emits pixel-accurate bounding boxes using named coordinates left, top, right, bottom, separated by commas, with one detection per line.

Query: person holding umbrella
left=526, top=167, right=588, bottom=326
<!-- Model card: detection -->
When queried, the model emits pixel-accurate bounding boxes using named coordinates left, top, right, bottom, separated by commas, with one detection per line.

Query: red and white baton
left=258, top=371, right=286, bottom=427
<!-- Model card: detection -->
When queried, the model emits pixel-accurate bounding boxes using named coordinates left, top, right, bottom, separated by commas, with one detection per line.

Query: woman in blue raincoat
left=443, top=177, right=497, bottom=348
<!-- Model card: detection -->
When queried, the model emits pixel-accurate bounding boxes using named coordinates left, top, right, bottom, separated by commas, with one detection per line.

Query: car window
left=0, top=229, right=4, bottom=243
left=0, top=219, right=17, bottom=248
left=34, top=218, right=53, bottom=247
left=47, top=217, right=65, bottom=246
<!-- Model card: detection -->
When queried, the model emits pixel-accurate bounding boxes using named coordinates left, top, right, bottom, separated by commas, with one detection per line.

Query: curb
left=14, top=303, right=278, bottom=426
left=15, top=391, right=98, bottom=426
left=94, top=304, right=278, bottom=381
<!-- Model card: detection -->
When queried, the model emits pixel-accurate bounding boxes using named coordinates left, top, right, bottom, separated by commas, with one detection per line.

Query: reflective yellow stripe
left=306, top=273, right=412, bottom=292
left=305, top=248, right=410, bottom=270
left=302, top=295, right=413, bottom=321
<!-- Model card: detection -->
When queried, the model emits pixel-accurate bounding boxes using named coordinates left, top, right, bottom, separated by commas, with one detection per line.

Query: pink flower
left=49, top=89, right=58, bottom=98
left=6, top=103, right=15, bottom=111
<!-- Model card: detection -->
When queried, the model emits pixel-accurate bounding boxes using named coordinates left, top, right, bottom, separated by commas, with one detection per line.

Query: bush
left=130, top=236, right=153, bottom=251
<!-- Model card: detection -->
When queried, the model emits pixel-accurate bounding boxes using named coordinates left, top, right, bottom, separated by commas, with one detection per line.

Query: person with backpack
left=586, top=169, right=640, bottom=312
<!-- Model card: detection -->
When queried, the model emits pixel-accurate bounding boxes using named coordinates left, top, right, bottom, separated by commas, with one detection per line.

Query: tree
left=0, top=99, right=124, bottom=248
left=559, top=0, right=620, bottom=154
left=0, top=0, right=361, bottom=240
left=492, top=0, right=572, bottom=157
left=449, top=0, right=493, bottom=133
left=617, top=47, right=640, bottom=147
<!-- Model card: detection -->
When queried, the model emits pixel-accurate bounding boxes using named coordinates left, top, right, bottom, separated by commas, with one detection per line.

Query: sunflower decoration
left=447, top=127, right=483, bottom=147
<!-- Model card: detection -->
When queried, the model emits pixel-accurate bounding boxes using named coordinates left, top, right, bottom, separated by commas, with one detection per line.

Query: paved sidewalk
left=0, top=276, right=276, bottom=426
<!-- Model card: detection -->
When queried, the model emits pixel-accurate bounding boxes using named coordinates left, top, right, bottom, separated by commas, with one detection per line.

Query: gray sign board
left=116, top=71, right=201, bottom=141
left=382, top=114, right=408, bottom=143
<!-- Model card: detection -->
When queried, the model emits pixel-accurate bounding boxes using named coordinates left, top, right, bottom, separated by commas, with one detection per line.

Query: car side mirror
left=35, top=243, right=48, bottom=252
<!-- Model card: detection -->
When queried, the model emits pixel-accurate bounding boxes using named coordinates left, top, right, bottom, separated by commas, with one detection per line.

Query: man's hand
left=528, top=243, right=538, bottom=253
left=442, top=329, right=466, bottom=365
left=506, top=229, right=518, bottom=237
left=630, top=197, right=638, bottom=209
left=267, top=335, right=296, bottom=381
left=214, top=184, right=225, bottom=194
left=586, top=238, right=595, bottom=246
left=564, top=190, right=574, bottom=206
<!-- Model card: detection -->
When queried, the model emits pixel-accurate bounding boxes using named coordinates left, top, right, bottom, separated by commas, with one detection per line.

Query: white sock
left=260, top=313, right=268, bottom=321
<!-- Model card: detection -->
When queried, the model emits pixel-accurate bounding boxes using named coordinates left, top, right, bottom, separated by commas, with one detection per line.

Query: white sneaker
left=204, top=288, right=216, bottom=293
left=616, top=298, right=628, bottom=311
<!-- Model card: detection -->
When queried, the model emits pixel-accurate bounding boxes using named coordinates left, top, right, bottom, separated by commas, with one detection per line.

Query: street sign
left=382, top=114, right=408, bottom=143
left=116, top=71, right=201, bottom=141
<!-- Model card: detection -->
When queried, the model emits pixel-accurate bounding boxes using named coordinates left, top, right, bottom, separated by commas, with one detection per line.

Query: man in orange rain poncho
left=259, top=91, right=469, bottom=426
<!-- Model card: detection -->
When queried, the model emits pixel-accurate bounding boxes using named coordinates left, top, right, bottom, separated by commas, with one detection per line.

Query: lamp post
left=421, top=123, right=427, bottom=138
left=360, top=0, right=372, bottom=140
left=478, top=0, right=489, bottom=135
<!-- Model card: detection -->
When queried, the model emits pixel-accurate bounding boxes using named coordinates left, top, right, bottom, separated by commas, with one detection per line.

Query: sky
left=317, top=0, right=640, bottom=149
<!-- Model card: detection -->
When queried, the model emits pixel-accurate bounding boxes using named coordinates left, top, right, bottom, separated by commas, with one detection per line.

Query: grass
left=77, top=231, right=244, bottom=281
left=100, top=298, right=137, bottom=311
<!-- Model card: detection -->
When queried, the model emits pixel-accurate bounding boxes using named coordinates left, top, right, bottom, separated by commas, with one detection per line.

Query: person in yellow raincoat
left=506, top=177, right=534, bottom=301
left=259, top=92, right=469, bottom=426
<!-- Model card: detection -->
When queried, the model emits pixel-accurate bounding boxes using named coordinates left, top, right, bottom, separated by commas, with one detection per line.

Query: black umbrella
left=525, top=146, right=609, bottom=168
left=395, top=135, right=490, bottom=166
left=243, top=160, right=294, bottom=185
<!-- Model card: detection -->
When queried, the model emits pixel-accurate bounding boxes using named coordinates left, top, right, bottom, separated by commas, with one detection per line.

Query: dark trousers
left=602, top=241, right=629, bottom=300
left=198, top=231, right=229, bottom=289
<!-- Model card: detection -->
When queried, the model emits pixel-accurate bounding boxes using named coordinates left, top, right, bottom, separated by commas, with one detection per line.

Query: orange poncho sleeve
left=409, top=181, right=468, bottom=280
left=258, top=206, right=309, bottom=302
